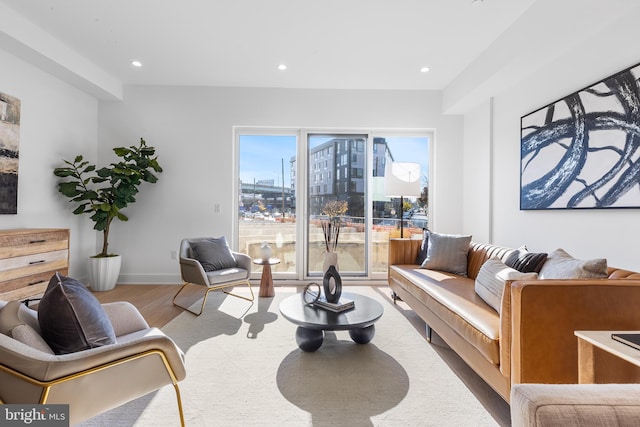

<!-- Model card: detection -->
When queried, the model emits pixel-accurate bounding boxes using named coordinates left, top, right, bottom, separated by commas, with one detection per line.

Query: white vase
left=260, top=242, right=272, bottom=260
left=322, top=251, right=339, bottom=275
left=88, top=255, right=121, bottom=292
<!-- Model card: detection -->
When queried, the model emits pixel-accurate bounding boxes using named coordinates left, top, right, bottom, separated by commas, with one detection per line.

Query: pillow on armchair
left=38, top=273, right=116, bottom=355
left=191, top=236, right=237, bottom=271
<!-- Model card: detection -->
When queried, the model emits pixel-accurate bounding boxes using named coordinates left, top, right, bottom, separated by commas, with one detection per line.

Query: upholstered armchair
left=0, top=300, right=186, bottom=426
left=174, top=237, right=254, bottom=316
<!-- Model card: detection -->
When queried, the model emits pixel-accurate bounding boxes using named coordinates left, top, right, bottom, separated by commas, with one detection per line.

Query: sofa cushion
left=421, top=231, right=472, bottom=276
left=38, top=273, right=116, bottom=355
left=390, top=265, right=500, bottom=364
left=0, top=300, right=54, bottom=354
left=475, top=257, right=538, bottom=313
left=415, top=228, right=430, bottom=265
left=191, top=236, right=237, bottom=272
left=539, top=248, right=608, bottom=280
left=505, top=247, right=548, bottom=273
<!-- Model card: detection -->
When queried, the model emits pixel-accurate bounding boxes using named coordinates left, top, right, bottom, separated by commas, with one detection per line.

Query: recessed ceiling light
left=278, top=64, right=287, bottom=71
left=420, top=67, right=430, bottom=73
left=131, top=60, right=142, bottom=67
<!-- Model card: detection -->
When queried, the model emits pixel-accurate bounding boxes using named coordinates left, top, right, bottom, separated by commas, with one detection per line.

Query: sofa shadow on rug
left=276, top=335, right=410, bottom=425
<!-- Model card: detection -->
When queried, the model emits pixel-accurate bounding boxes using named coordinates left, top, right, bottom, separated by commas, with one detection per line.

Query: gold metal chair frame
left=0, top=349, right=185, bottom=426
left=172, top=279, right=255, bottom=316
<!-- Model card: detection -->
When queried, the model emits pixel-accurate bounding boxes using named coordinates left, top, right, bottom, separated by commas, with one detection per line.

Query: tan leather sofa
left=388, top=238, right=640, bottom=402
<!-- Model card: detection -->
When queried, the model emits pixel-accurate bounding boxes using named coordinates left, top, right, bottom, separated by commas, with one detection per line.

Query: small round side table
left=252, top=257, right=281, bottom=297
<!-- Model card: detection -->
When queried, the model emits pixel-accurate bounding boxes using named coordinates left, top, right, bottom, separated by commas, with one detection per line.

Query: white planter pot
left=88, top=255, right=122, bottom=292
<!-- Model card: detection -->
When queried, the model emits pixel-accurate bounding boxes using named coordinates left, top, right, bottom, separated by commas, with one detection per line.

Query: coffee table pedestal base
left=295, top=325, right=376, bottom=352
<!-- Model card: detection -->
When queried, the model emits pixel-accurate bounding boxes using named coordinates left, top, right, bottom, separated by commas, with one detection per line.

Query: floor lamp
left=384, top=162, right=421, bottom=238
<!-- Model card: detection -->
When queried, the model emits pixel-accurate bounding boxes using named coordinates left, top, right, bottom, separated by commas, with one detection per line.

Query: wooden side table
left=575, top=330, right=640, bottom=384
left=252, top=258, right=280, bottom=298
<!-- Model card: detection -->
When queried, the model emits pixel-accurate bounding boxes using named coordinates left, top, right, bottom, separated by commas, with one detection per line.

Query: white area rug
left=82, top=286, right=506, bottom=426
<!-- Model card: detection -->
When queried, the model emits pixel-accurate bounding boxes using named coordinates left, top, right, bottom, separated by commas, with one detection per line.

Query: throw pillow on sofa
left=38, top=272, right=116, bottom=355
left=421, top=231, right=472, bottom=276
left=505, top=246, right=548, bottom=273
left=475, top=257, right=538, bottom=313
left=538, top=248, right=608, bottom=280
left=415, top=228, right=430, bottom=265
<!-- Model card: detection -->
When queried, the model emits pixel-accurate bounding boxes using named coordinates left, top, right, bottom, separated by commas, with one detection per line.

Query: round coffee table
left=279, top=292, right=384, bottom=352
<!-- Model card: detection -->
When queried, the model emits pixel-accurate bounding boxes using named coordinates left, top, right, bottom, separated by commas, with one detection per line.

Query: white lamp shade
left=384, top=162, right=421, bottom=197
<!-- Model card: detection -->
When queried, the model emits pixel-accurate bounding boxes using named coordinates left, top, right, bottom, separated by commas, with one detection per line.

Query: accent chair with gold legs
left=0, top=300, right=187, bottom=426
left=174, top=237, right=254, bottom=316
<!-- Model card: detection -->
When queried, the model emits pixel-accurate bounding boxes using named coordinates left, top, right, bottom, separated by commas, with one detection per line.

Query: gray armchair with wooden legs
left=0, top=300, right=186, bottom=426
left=174, top=237, right=254, bottom=316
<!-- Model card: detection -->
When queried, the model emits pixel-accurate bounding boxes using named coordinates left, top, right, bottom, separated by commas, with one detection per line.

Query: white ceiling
left=0, top=0, right=537, bottom=93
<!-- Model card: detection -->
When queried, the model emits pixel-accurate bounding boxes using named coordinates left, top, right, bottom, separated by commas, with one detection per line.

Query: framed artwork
left=0, top=92, right=20, bottom=214
left=520, top=62, right=640, bottom=210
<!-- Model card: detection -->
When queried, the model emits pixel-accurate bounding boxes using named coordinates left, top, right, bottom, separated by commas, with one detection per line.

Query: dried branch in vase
left=321, top=200, right=348, bottom=253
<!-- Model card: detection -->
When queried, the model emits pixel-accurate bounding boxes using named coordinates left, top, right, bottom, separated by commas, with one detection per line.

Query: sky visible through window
left=239, top=134, right=429, bottom=187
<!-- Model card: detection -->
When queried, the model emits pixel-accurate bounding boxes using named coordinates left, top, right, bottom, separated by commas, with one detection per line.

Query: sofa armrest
left=510, top=279, right=640, bottom=386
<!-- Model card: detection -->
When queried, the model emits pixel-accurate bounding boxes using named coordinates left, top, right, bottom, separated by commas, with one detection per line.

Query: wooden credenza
left=0, top=228, right=70, bottom=302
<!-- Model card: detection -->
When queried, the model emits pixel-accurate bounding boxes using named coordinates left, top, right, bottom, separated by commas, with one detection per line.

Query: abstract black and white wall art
left=0, top=92, right=20, bottom=214
left=520, top=62, right=640, bottom=210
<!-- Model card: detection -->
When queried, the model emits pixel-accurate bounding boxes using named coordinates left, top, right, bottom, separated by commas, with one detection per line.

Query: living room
left=2, top=1, right=640, bottom=426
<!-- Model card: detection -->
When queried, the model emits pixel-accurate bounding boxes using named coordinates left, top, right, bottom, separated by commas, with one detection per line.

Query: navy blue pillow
left=38, top=273, right=116, bottom=355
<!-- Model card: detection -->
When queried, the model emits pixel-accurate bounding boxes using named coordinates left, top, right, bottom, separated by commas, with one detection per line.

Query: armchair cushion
left=191, top=236, right=237, bottom=271
left=0, top=300, right=53, bottom=354
left=38, top=273, right=116, bottom=355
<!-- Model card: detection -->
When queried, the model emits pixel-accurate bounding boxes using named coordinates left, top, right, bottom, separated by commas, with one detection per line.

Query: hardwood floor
left=91, top=284, right=204, bottom=328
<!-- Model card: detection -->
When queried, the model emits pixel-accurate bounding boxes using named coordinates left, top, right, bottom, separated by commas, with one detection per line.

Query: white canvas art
left=521, top=63, right=640, bottom=210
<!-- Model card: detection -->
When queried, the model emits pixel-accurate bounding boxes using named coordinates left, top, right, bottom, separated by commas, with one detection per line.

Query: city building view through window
left=237, top=132, right=429, bottom=279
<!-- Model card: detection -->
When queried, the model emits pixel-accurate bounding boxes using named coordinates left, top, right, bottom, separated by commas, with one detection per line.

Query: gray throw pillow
left=38, top=273, right=116, bottom=355
left=415, top=228, right=430, bottom=265
left=538, top=248, right=608, bottom=279
left=475, top=257, right=538, bottom=313
left=420, top=231, right=472, bottom=276
left=191, top=236, right=237, bottom=272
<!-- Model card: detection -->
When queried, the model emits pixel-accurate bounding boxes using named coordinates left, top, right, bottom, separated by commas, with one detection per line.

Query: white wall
left=462, top=8, right=640, bottom=270
left=0, top=49, right=98, bottom=279
left=99, top=86, right=463, bottom=283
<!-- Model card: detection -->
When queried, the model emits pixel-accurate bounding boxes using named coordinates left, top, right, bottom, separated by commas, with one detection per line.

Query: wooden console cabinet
left=0, top=228, right=70, bottom=302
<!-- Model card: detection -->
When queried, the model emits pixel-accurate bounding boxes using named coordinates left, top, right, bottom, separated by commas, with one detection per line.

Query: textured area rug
left=81, top=286, right=507, bottom=426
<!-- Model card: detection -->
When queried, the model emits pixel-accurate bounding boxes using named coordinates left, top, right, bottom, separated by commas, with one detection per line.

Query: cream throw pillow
left=475, top=257, right=538, bottom=313
left=538, top=248, right=608, bottom=279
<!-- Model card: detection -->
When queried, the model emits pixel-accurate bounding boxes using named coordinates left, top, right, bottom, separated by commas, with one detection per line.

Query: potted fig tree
left=53, top=138, right=163, bottom=291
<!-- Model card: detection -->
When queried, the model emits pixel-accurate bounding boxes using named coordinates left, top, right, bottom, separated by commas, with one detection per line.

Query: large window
left=236, top=129, right=430, bottom=280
